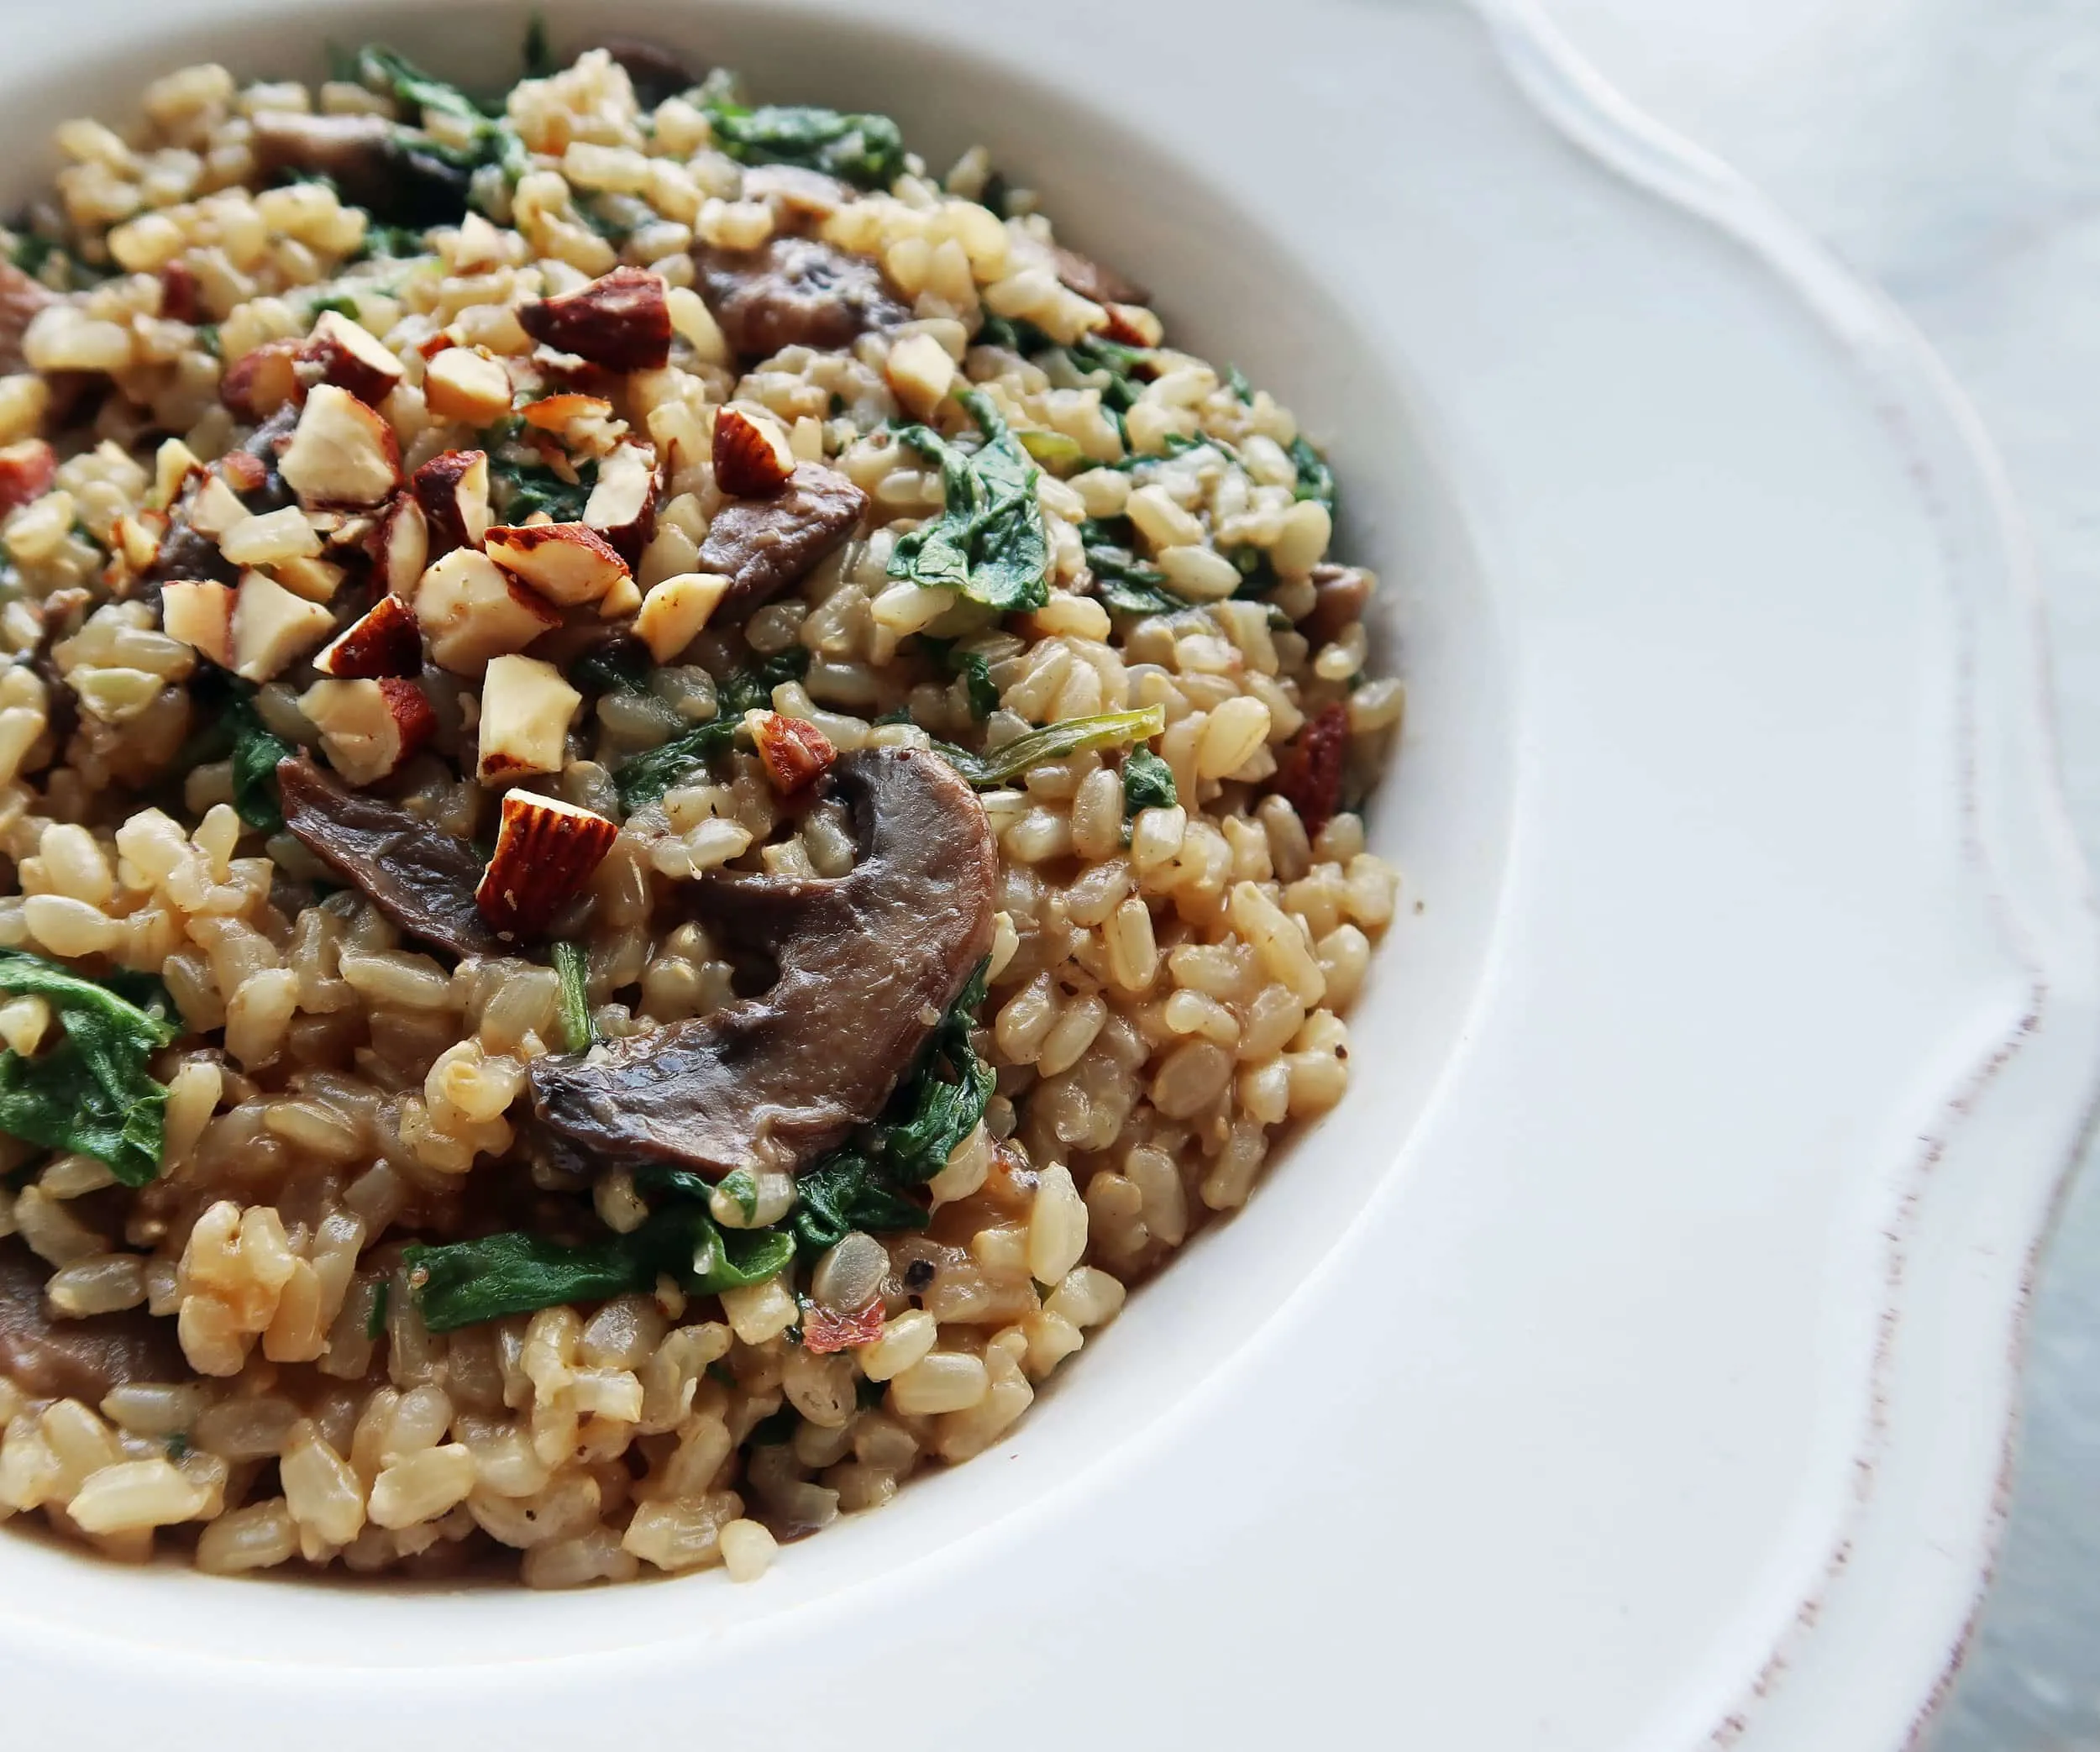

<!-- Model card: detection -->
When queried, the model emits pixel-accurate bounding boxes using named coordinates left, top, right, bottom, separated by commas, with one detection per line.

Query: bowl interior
left=0, top=0, right=1513, bottom=1660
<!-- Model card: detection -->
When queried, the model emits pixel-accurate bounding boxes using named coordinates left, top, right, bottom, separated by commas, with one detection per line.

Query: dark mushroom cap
left=0, top=1236, right=183, bottom=1403
left=530, top=746, right=997, bottom=1177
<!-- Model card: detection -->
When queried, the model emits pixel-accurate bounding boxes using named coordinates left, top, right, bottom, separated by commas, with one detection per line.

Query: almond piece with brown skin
left=315, top=594, right=422, bottom=679
left=231, top=568, right=337, bottom=681
left=750, top=711, right=837, bottom=795
left=160, top=580, right=236, bottom=669
left=0, top=440, right=55, bottom=517
left=411, top=448, right=492, bottom=557
left=633, top=572, right=729, bottom=662
left=412, top=548, right=562, bottom=678
left=582, top=441, right=659, bottom=564
left=517, top=265, right=672, bottom=373
left=475, top=789, right=617, bottom=940
left=221, top=339, right=306, bottom=422
left=299, top=676, right=438, bottom=785
left=711, top=405, right=795, bottom=498
left=371, top=494, right=429, bottom=597
left=301, top=309, right=404, bottom=407
left=476, top=652, right=582, bottom=782
left=278, top=384, right=402, bottom=509
left=519, top=393, right=615, bottom=433
left=483, top=521, right=630, bottom=607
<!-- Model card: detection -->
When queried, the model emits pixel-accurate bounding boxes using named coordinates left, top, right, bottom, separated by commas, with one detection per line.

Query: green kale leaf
left=889, top=387, right=1051, bottom=613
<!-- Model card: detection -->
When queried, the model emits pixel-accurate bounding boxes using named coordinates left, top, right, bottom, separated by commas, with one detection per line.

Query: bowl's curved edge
left=1478, top=3, right=2100, bottom=1746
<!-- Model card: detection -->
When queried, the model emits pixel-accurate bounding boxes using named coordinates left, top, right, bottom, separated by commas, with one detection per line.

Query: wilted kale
left=227, top=695, right=292, bottom=834
left=1289, top=434, right=1336, bottom=517
left=486, top=450, right=596, bottom=524
left=888, top=388, right=1051, bottom=613
left=1121, top=747, right=1178, bottom=815
left=699, top=87, right=907, bottom=190
left=0, top=950, right=179, bottom=1188
left=717, top=648, right=811, bottom=716
left=612, top=718, right=738, bottom=814
left=915, top=637, right=999, bottom=721
left=550, top=940, right=596, bottom=1052
left=932, top=705, right=1167, bottom=789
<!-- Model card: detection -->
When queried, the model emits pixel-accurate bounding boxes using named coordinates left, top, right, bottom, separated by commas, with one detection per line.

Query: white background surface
left=1540, top=3, right=2100, bottom=1744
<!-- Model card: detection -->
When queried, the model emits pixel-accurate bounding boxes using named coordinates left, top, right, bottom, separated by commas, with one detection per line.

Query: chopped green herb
left=0, top=948, right=179, bottom=1188
left=486, top=452, right=596, bottom=524
left=1084, top=536, right=1186, bottom=616
left=352, top=45, right=533, bottom=210
left=226, top=696, right=291, bottom=834
left=164, top=1431, right=190, bottom=1461
left=551, top=941, right=595, bottom=1053
left=700, top=94, right=907, bottom=191
left=8, top=234, right=55, bottom=276
left=1121, top=747, right=1177, bottom=815
left=748, top=1406, right=798, bottom=1445
left=522, top=13, right=558, bottom=80
left=355, top=224, right=428, bottom=262
left=612, top=717, right=737, bottom=814
left=192, top=323, right=221, bottom=359
left=1289, top=434, right=1336, bottom=517
left=568, top=638, right=650, bottom=697
left=717, top=648, right=811, bottom=717
left=1226, top=544, right=1279, bottom=599
left=1224, top=364, right=1254, bottom=405
left=307, top=293, right=360, bottom=322
left=403, top=1230, right=653, bottom=1332
left=365, top=1277, right=391, bottom=1340
left=915, top=637, right=999, bottom=721
left=888, top=388, right=1051, bottom=613
left=932, top=705, right=1167, bottom=789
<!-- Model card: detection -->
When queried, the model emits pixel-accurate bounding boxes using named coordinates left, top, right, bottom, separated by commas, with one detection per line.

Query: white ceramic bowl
left=2, top=3, right=2092, bottom=1748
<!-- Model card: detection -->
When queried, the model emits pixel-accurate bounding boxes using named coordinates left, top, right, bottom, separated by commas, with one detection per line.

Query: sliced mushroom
left=599, top=38, right=700, bottom=108
left=694, top=461, right=867, bottom=620
left=250, top=111, right=471, bottom=228
left=1050, top=244, right=1149, bottom=308
left=694, top=237, right=910, bottom=361
left=0, top=1236, right=183, bottom=1403
left=276, top=755, right=501, bottom=957
left=530, top=746, right=997, bottom=1177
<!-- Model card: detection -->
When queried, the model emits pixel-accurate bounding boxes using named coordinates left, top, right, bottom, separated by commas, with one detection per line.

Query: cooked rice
left=0, top=41, right=1401, bottom=1583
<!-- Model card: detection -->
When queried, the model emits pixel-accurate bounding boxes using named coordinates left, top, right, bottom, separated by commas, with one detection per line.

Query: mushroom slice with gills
left=694, top=462, right=867, bottom=621
left=0, top=1237, right=184, bottom=1403
left=1049, top=244, right=1150, bottom=308
left=529, top=747, right=997, bottom=1177
left=276, top=755, right=501, bottom=957
left=693, top=237, right=910, bottom=360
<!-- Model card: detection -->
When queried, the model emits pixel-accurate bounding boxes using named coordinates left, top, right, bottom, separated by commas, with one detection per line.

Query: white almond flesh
left=160, top=580, right=236, bottom=669
left=270, top=554, right=347, bottom=604
left=412, top=548, right=561, bottom=678
left=299, top=677, right=438, bottom=785
left=424, top=348, right=514, bottom=426
left=373, top=494, right=430, bottom=597
left=278, top=384, right=402, bottom=509
left=597, top=573, right=643, bottom=619
left=477, top=653, right=582, bottom=782
left=885, top=333, right=956, bottom=420
left=634, top=572, right=731, bottom=663
left=218, top=504, right=323, bottom=568
left=583, top=443, right=658, bottom=555
left=302, top=309, right=404, bottom=407
left=186, top=474, right=251, bottom=539
left=483, top=522, right=630, bottom=607
left=232, top=568, right=337, bottom=681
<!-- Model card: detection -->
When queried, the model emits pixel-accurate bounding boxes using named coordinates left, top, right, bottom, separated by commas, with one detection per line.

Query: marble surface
left=1536, top=2, right=2100, bottom=1744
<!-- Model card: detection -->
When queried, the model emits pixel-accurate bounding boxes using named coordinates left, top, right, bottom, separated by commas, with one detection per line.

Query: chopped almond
left=301, top=309, right=405, bottom=407
left=271, top=554, right=346, bottom=604
left=231, top=568, right=337, bottom=681
left=278, top=384, right=402, bottom=509
left=1101, top=302, right=1164, bottom=348
left=153, top=438, right=203, bottom=509
left=411, top=448, right=492, bottom=555
left=517, top=266, right=672, bottom=372
left=597, top=573, right=643, bottom=619
left=0, top=440, right=55, bottom=517
left=371, top=494, right=429, bottom=597
left=217, top=451, right=269, bottom=496
left=218, top=504, right=323, bottom=568
left=711, top=406, right=795, bottom=498
left=315, top=594, right=422, bottom=679
left=582, top=441, right=659, bottom=562
left=519, top=393, right=614, bottom=433
left=475, top=789, right=617, bottom=940
left=884, top=333, right=956, bottom=420
left=113, top=510, right=166, bottom=572
left=221, top=338, right=306, bottom=420
left=633, top=572, right=730, bottom=662
left=412, top=547, right=562, bottom=677
left=299, top=676, right=438, bottom=785
left=483, top=522, right=630, bottom=607
left=424, top=347, right=513, bottom=425
left=160, top=580, right=236, bottom=669
left=186, top=474, right=251, bottom=539
left=750, top=711, right=837, bottom=795
left=476, top=653, right=581, bottom=782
